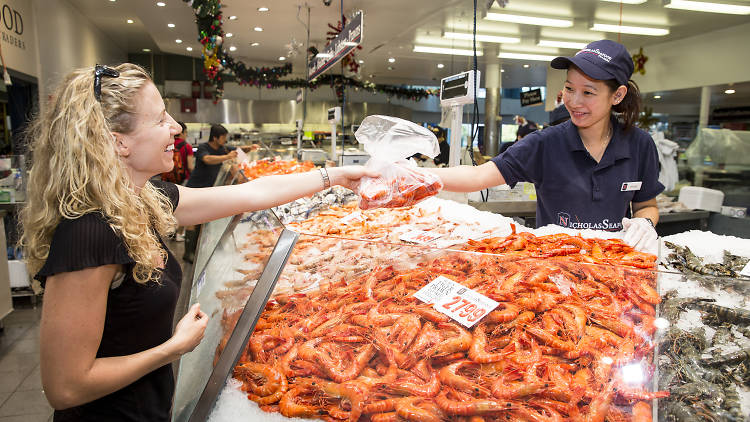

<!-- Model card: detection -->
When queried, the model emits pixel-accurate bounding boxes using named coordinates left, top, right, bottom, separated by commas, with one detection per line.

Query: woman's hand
left=327, top=165, right=379, bottom=190
left=169, top=303, right=208, bottom=355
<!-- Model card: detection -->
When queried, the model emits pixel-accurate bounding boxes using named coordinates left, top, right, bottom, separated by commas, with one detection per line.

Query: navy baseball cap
left=550, top=40, right=634, bottom=86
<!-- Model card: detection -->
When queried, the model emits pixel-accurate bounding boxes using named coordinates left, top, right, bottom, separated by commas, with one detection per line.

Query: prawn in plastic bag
left=353, top=115, right=444, bottom=209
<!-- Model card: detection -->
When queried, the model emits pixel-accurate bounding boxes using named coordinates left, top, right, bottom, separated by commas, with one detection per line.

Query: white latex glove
left=621, top=217, right=658, bottom=254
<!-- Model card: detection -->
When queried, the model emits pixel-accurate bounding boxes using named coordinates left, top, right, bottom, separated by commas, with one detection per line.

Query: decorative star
left=632, top=47, right=648, bottom=76
left=285, top=38, right=303, bottom=58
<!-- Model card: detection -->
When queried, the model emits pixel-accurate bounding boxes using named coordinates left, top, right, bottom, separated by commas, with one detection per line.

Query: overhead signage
left=520, top=88, right=543, bottom=107
left=307, top=11, right=362, bottom=81
left=0, top=0, right=37, bottom=77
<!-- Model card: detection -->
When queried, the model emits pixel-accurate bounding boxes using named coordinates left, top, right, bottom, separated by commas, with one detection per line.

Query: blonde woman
left=21, top=63, right=373, bottom=421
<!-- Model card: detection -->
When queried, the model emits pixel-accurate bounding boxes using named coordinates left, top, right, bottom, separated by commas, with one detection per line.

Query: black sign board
left=520, top=88, right=543, bottom=107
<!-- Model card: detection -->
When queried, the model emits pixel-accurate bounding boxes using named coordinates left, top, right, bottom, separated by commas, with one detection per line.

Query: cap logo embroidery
left=576, top=48, right=612, bottom=63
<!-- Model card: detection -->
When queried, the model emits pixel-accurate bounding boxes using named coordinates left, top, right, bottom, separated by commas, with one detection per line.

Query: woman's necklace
left=587, top=125, right=612, bottom=162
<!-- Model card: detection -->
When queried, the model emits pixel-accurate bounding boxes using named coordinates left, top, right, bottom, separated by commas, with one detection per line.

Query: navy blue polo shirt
left=491, top=117, right=664, bottom=230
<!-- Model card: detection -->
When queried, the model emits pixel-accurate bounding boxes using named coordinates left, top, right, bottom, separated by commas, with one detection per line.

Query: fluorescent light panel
left=485, top=13, right=573, bottom=27
left=591, top=23, right=669, bottom=36
left=413, top=46, right=483, bottom=56
left=443, top=31, right=520, bottom=44
left=600, top=0, right=647, bottom=3
left=499, top=52, right=557, bottom=61
left=538, top=39, right=588, bottom=49
left=316, top=53, right=333, bottom=58
left=664, top=0, right=750, bottom=14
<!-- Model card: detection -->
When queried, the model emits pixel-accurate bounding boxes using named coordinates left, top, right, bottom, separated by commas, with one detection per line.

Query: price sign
left=340, top=211, right=365, bottom=225
left=434, top=225, right=492, bottom=248
left=740, top=261, right=750, bottom=278
left=399, top=229, right=444, bottom=244
left=413, top=276, right=498, bottom=328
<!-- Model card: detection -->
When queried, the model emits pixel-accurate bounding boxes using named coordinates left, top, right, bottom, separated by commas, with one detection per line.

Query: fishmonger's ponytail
left=606, top=79, right=642, bottom=131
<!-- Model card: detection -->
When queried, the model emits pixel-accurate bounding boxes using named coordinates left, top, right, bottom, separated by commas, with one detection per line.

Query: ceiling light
left=443, top=31, right=520, bottom=44
left=413, top=45, right=483, bottom=56
left=186, top=46, right=193, bottom=51
left=523, top=64, right=530, bottom=68
left=725, top=89, right=736, bottom=94
left=654, top=95, right=662, bottom=99
left=225, top=33, right=233, bottom=38
left=388, top=57, right=396, bottom=63
left=254, top=27, right=263, bottom=32
left=538, top=39, right=588, bottom=49
left=600, top=0, right=646, bottom=3
left=142, top=48, right=151, bottom=52
left=499, top=52, right=557, bottom=61
left=501, top=68, right=505, bottom=72
left=229, top=46, right=237, bottom=51
left=175, top=39, right=182, bottom=43
left=358, top=60, right=364, bottom=64
left=484, top=13, right=573, bottom=27
left=664, top=0, right=750, bottom=14
left=387, top=66, right=394, bottom=71
left=156, top=2, right=165, bottom=6
left=167, top=23, right=175, bottom=28
left=258, top=7, right=269, bottom=12
left=591, top=23, right=669, bottom=36
left=279, top=56, right=286, bottom=61
left=229, top=15, right=238, bottom=20
left=109, top=0, right=116, bottom=2
left=127, top=19, right=134, bottom=23
left=437, top=63, right=445, bottom=68
left=250, top=42, right=259, bottom=46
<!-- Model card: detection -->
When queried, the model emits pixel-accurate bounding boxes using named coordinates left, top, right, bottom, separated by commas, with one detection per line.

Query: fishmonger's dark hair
left=604, top=79, right=642, bottom=131
left=209, top=124, right=228, bottom=141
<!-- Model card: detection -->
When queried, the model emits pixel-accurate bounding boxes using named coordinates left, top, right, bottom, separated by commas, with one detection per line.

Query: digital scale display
left=441, top=73, right=469, bottom=101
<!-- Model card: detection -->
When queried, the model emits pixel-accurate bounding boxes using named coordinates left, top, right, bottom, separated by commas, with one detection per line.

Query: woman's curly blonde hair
left=20, top=63, right=177, bottom=284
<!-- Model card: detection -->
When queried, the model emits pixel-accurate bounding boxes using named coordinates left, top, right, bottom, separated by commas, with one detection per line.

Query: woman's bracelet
left=319, top=167, right=331, bottom=189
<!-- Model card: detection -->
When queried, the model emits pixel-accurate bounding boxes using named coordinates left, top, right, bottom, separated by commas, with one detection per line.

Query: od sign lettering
left=1, top=4, right=22, bottom=35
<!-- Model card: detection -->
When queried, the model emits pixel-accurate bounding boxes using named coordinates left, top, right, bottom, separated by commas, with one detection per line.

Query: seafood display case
left=170, top=205, right=750, bottom=421
left=173, top=208, right=291, bottom=421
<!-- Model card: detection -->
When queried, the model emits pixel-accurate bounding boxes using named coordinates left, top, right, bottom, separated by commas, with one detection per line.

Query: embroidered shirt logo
left=558, top=212, right=570, bottom=227
left=556, top=212, right=622, bottom=231
left=576, top=48, right=612, bottom=63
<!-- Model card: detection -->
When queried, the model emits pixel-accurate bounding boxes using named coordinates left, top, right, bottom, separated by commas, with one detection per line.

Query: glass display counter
left=172, top=211, right=750, bottom=421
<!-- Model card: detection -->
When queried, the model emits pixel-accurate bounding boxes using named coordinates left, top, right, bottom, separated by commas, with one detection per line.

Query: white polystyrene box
left=678, top=186, right=724, bottom=213
left=8, top=259, right=30, bottom=288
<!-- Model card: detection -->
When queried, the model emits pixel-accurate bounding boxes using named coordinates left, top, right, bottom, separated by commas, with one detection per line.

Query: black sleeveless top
left=35, top=181, right=182, bottom=422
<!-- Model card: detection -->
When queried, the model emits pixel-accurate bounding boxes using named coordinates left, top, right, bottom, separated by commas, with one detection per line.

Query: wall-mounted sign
left=0, top=0, right=37, bottom=77
left=520, top=88, right=543, bottom=107
left=307, top=11, right=362, bottom=81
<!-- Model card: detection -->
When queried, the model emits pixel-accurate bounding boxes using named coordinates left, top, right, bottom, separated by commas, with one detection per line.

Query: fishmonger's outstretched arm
left=173, top=166, right=377, bottom=227
left=429, top=162, right=507, bottom=192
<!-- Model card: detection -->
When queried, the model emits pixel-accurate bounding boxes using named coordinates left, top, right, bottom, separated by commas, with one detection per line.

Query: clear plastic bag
left=354, top=115, right=444, bottom=209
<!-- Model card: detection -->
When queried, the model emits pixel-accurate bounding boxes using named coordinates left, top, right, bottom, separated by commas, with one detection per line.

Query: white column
left=484, top=52, right=501, bottom=157
left=699, top=86, right=711, bottom=127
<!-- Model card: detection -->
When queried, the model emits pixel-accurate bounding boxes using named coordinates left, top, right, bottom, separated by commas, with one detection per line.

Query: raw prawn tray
left=179, top=226, right=690, bottom=422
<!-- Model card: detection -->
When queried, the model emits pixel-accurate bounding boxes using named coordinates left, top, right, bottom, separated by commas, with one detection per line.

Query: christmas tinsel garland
left=184, top=0, right=437, bottom=102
